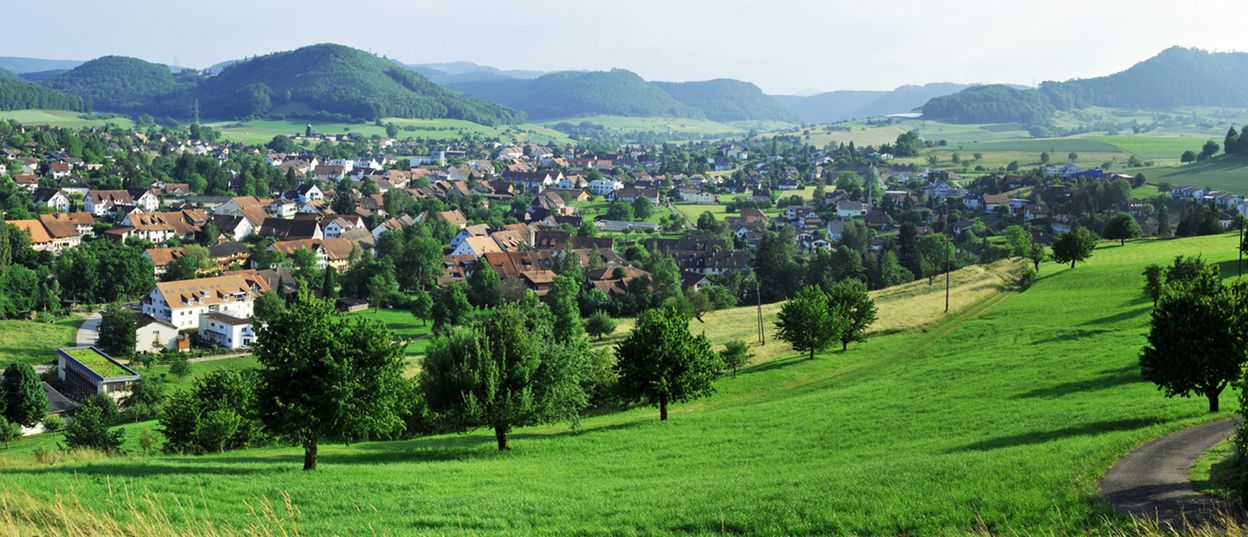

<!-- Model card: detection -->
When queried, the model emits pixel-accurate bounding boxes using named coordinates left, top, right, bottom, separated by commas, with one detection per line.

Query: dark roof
left=135, top=313, right=176, bottom=330
left=202, top=312, right=252, bottom=326
left=259, top=218, right=320, bottom=240
left=42, top=382, right=79, bottom=415
left=209, top=241, right=250, bottom=258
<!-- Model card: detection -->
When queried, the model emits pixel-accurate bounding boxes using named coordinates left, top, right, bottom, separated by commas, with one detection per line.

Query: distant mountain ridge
left=0, top=57, right=84, bottom=75
left=776, top=83, right=974, bottom=123
left=449, top=69, right=797, bottom=122
left=449, top=69, right=706, bottom=120
left=923, top=47, right=1248, bottom=123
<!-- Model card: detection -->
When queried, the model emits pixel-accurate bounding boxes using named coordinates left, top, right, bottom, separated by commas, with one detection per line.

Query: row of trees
left=774, top=281, right=878, bottom=360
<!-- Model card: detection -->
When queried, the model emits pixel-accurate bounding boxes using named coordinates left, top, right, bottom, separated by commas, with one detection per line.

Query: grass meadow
left=0, top=234, right=1242, bottom=534
left=0, top=110, right=135, bottom=129
left=0, top=315, right=83, bottom=367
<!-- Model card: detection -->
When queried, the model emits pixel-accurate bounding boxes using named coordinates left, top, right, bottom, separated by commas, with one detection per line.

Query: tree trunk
left=659, top=396, right=668, bottom=421
left=494, top=425, right=509, bottom=451
left=1070, top=260, right=1076, bottom=269
left=809, top=348, right=816, bottom=360
left=1208, top=389, right=1222, bottom=413
left=303, top=437, right=318, bottom=471
left=841, top=340, right=848, bottom=351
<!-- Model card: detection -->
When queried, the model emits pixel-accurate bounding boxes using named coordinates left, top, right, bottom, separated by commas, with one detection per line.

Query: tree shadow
left=736, top=354, right=809, bottom=376
left=1083, top=305, right=1152, bottom=327
left=1014, top=371, right=1144, bottom=399
left=1217, top=259, right=1246, bottom=280
left=950, top=418, right=1159, bottom=452
left=1031, top=327, right=1115, bottom=345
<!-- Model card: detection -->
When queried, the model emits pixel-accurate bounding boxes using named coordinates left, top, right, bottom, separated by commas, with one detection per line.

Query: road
left=75, top=311, right=101, bottom=346
left=1099, top=418, right=1244, bottom=530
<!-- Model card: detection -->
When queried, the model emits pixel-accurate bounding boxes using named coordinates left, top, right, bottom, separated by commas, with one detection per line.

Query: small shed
left=336, top=297, right=370, bottom=313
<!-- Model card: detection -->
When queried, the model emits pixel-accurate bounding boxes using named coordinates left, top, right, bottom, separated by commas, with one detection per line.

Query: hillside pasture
left=0, top=316, right=82, bottom=367
left=0, top=109, right=135, bottom=129
left=1135, top=157, right=1248, bottom=194
left=0, top=235, right=1242, bottom=535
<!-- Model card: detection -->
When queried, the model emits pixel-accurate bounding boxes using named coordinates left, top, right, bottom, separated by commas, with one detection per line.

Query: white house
left=141, top=272, right=269, bottom=330
left=587, top=178, right=624, bottom=196
left=135, top=314, right=181, bottom=353
left=198, top=312, right=256, bottom=349
left=32, top=188, right=71, bottom=212
left=836, top=200, right=868, bottom=218
left=449, top=224, right=492, bottom=251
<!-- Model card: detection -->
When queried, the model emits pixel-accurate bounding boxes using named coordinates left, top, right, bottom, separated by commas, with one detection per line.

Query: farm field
left=0, top=234, right=1240, bottom=534
left=0, top=109, right=135, bottom=129
left=1133, top=157, right=1248, bottom=195
left=204, top=118, right=572, bottom=146
left=540, top=115, right=752, bottom=138
left=0, top=315, right=83, bottom=367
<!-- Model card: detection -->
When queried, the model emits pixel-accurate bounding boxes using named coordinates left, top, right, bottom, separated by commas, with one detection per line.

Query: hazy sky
left=7, top=0, right=1248, bottom=94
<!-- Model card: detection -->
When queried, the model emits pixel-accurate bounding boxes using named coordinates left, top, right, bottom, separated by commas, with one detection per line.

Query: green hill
left=0, top=234, right=1239, bottom=535
left=925, top=47, right=1248, bottom=124
left=175, top=44, right=524, bottom=124
left=652, top=79, right=796, bottom=122
left=0, top=76, right=84, bottom=112
left=45, top=56, right=180, bottom=112
left=449, top=69, right=705, bottom=120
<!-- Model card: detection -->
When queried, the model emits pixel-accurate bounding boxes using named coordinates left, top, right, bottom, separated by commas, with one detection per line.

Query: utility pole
left=944, top=208, right=951, bottom=314
left=1239, top=217, right=1244, bottom=278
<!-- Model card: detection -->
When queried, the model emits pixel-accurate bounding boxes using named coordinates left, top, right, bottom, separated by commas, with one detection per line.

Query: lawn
left=0, top=109, right=135, bottom=129
left=1, top=234, right=1240, bottom=534
left=347, top=307, right=433, bottom=375
left=0, top=315, right=82, bottom=368
left=1089, top=135, right=1207, bottom=162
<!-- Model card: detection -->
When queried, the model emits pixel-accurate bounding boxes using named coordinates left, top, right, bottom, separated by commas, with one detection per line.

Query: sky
left=7, top=0, right=1248, bottom=95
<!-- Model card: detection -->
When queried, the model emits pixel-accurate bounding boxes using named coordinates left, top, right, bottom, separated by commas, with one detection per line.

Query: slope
left=167, top=44, right=526, bottom=125
left=45, top=55, right=180, bottom=112
left=0, top=76, right=84, bottom=112
left=652, top=79, right=796, bottom=122
left=779, top=83, right=972, bottom=123
left=449, top=69, right=706, bottom=120
left=1, top=235, right=1239, bottom=534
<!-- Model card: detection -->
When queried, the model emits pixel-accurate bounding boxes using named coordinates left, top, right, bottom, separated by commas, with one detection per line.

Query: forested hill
left=923, top=47, right=1248, bottom=124
left=777, top=83, right=971, bottom=123
left=652, top=79, right=797, bottom=122
left=0, top=74, right=84, bottom=112
left=448, top=69, right=707, bottom=120
left=163, top=44, right=526, bottom=124
left=46, top=56, right=181, bottom=113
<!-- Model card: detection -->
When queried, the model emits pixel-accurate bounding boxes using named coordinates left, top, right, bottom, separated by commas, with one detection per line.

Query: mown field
left=0, top=109, right=135, bottom=129
left=1134, top=157, right=1248, bottom=195
left=0, top=234, right=1241, bottom=535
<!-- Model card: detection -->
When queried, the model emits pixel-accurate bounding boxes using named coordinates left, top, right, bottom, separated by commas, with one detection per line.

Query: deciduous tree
left=615, top=307, right=721, bottom=420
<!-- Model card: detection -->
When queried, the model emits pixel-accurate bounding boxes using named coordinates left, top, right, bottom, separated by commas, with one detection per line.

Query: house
left=85, top=189, right=154, bottom=216
left=981, top=194, right=1009, bottom=212
left=12, top=175, right=39, bottom=192
left=609, top=187, right=660, bottom=205
left=198, top=313, right=256, bottom=349
left=312, top=165, right=345, bottom=181
left=335, top=297, right=370, bottom=313
left=56, top=346, right=141, bottom=401
left=1051, top=214, right=1075, bottom=234
left=259, top=217, right=323, bottom=241
left=451, top=235, right=505, bottom=259
left=31, top=188, right=70, bottom=212
left=49, top=162, right=71, bottom=179
left=269, top=238, right=355, bottom=271
left=6, top=219, right=80, bottom=253
left=519, top=270, right=557, bottom=296
left=143, top=247, right=186, bottom=277
left=135, top=314, right=181, bottom=353
left=586, top=265, right=652, bottom=296
left=323, top=215, right=365, bottom=239
left=1023, top=204, right=1051, bottom=221
left=141, top=272, right=269, bottom=330
left=211, top=214, right=254, bottom=241
left=450, top=224, right=492, bottom=250
left=435, top=209, right=469, bottom=229
left=285, top=183, right=325, bottom=204
left=587, top=178, right=624, bottom=196
left=208, top=241, right=252, bottom=271
left=677, top=188, right=717, bottom=204
left=836, top=200, right=868, bottom=218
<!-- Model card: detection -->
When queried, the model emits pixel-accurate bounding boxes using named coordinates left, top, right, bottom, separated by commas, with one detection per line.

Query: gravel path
left=1099, top=418, right=1244, bottom=530
left=75, top=311, right=101, bottom=346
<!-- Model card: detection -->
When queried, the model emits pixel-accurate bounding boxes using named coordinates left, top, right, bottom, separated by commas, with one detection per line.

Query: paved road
left=1099, top=418, right=1244, bottom=530
left=75, top=311, right=101, bottom=346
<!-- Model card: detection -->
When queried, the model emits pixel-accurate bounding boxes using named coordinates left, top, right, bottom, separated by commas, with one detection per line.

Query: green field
left=0, top=109, right=135, bottom=129
left=540, top=115, right=752, bottom=138
left=0, top=234, right=1242, bottom=534
left=347, top=307, right=433, bottom=374
left=0, top=316, right=82, bottom=367
left=1133, top=157, right=1248, bottom=194
left=204, top=118, right=572, bottom=146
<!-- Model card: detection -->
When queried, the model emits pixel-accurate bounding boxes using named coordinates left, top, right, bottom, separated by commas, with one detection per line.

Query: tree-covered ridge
left=923, top=47, right=1248, bottom=124
left=46, top=56, right=180, bottom=112
left=180, top=44, right=525, bottom=124
left=921, top=84, right=1054, bottom=124
left=652, top=79, right=796, bottom=122
left=0, top=77, right=84, bottom=112
left=449, top=69, right=707, bottom=120
left=777, top=83, right=971, bottom=124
